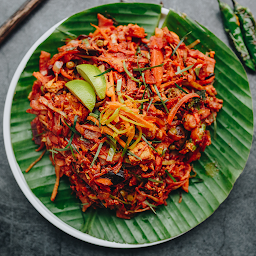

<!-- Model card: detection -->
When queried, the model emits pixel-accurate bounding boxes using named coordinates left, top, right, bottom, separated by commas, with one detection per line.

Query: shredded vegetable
left=26, top=13, right=223, bottom=219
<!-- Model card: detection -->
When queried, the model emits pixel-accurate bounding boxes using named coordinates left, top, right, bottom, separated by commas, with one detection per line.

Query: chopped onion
left=53, top=61, right=63, bottom=74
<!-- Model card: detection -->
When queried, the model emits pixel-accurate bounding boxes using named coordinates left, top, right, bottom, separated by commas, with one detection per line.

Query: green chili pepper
left=217, top=0, right=255, bottom=71
left=232, top=0, right=256, bottom=69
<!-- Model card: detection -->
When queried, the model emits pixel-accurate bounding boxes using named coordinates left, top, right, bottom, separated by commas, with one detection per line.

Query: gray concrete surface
left=0, top=0, right=256, bottom=255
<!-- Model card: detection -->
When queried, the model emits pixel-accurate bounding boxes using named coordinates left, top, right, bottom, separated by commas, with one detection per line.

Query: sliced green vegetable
left=217, top=0, right=255, bottom=71
left=232, top=0, right=256, bottom=68
left=195, top=66, right=201, bottom=77
left=89, top=113, right=99, bottom=119
left=106, top=141, right=117, bottom=162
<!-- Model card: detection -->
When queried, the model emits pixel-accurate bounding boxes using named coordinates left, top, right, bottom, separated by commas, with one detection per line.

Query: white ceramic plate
left=3, top=7, right=181, bottom=248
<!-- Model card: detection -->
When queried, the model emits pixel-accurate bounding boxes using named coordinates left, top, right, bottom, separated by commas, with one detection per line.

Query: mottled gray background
left=0, top=0, right=256, bottom=255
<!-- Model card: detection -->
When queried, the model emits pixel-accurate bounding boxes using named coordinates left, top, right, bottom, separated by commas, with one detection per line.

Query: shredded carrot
left=106, top=123, right=127, bottom=134
left=144, top=116, right=165, bottom=128
left=36, top=143, right=45, bottom=152
left=106, top=71, right=116, bottom=101
left=106, top=101, right=124, bottom=109
left=25, top=149, right=46, bottom=173
left=126, top=123, right=135, bottom=146
left=101, top=126, right=126, bottom=148
left=87, top=116, right=99, bottom=126
left=60, top=68, right=73, bottom=80
left=51, top=164, right=60, bottom=201
left=119, top=110, right=155, bottom=129
left=101, top=108, right=115, bottom=125
left=167, top=93, right=200, bottom=125
left=159, top=78, right=183, bottom=90
left=96, top=178, right=113, bottom=186
left=26, top=15, right=223, bottom=219
left=150, top=48, right=164, bottom=88
left=91, top=24, right=109, bottom=41
left=129, top=126, right=142, bottom=150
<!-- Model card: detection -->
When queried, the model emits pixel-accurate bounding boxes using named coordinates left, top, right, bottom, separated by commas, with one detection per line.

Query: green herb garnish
left=65, top=138, right=80, bottom=155
left=171, top=31, right=192, bottom=57
left=89, top=113, right=99, bottom=119
left=148, top=178, right=164, bottom=184
left=150, top=140, right=162, bottom=143
left=161, top=148, right=167, bottom=157
left=70, top=146, right=77, bottom=159
left=146, top=98, right=154, bottom=112
left=195, top=66, right=201, bottom=77
left=144, top=200, right=157, bottom=214
left=141, top=134, right=158, bottom=153
left=136, top=46, right=141, bottom=55
left=48, top=149, right=59, bottom=163
left=153, top=85, right=169, bottom=113
left=175, top=64, right=194, bottom=75
left=106, top=140, right=116, bottom=162
left=90, top=142, right=104, bottom=167
left=94, top=68, right=113, bottom=77
left=109, top=195, right=131, bottom=205
left=175, top=83, right=188, bottom=94
left=121, top=141, right=129, bottom=157
left=106, top=134, right=117, bottom=145
left=123, top=60, right=141, bottom=83
left=165, top=169, right=177, bottom=182
left=133, top=63, right=164, bottom=72
left=153, top=99, right=168, bottom=106
left=127, top=150, right=142, bottom=160
left=63, top=115, right=81, bottom=136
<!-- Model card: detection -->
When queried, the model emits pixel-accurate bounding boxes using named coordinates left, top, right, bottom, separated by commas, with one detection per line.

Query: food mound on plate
left=26, top=13, right=223, bottom=219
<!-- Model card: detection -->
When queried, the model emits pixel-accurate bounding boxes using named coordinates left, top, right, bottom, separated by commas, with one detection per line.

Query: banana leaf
left=10, top=3, right=253, bottom=245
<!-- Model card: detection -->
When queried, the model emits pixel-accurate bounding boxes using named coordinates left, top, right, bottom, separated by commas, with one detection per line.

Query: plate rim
left=3, top=7, right=185, bottom=248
